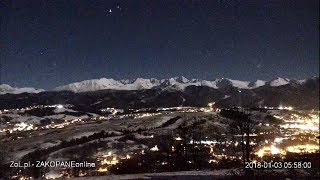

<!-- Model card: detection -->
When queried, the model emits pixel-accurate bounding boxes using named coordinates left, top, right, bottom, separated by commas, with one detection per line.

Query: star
left=256, top=63, right=263, bottom=69
left=256, top=59, right=263, bottom=69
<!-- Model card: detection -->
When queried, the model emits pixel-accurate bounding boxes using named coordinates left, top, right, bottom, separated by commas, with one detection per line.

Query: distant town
left=0, top=102, right=319, bottom=179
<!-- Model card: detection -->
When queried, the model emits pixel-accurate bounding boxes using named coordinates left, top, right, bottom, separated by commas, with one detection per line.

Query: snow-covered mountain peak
left=227, top=79, right=251, bottom=89
left=0, top=84, right=44, bottom=94
left=160, top=78, right=177, bottom=85
left=2, top=76, right=311, bottom=94
left=14, top=87, right=45, bottom=94
left=248, top=80, right=266, bottom=88
left=132, top=78, right=154, bottom=83
left=0, top=84, right=15, bottom=92
left=190, top=79, right=201, bottom=83
left=119, top=79, right=131, bottom=84
left=53, top=78, right=122, bottom=93
left=52, top=77, right=313, bottom=93
left=267, top=77, right=290, bottom=87
left=211, top=78, right=250, bottom=89
left=174, top=76, right=189, bottom=83
left=126, top=78, right=160, bottom=90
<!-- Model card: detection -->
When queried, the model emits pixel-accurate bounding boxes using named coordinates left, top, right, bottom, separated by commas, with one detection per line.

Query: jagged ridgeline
left=0, top=77, right=318, bottom=110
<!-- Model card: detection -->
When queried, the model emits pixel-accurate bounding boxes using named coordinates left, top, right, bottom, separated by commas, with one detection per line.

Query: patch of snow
left=134, top=133, right=154, bottom=139
left=267, top=77, right=290, bottom=87
left=68, top=132, right=96, bottom=140
left=199, top=80, right=218, bottom=89
left=153, top=116, right=174, bottom=128
left=4, top=114, right=43, bottom=124
left=13, top=149, right=35, bottom=160
left=45, top=171, right=63, bottom=179
left=227, top=79, right=251, bottom=89
left=72, top=169, right=242, bottom=179
left=174, top=76, right=189, bottom=83
left=53, top=107, right=76, bottom=113
left=54, top=78, right=123, bottom=92
left=43, top=114, right=88, bottom=121
left=223, top=95, right=230, bottom=99
left=297, top=79, right=307, bottom=84
left=40, top=142, right=58, bottom=149
left=248, top=80, right=266, bottom=88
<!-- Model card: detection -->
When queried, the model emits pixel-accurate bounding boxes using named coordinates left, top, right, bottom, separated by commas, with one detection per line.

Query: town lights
left=278, top=106, right=294, bottom=110
left=57, top=104, right=64, bottom=109
left=150, top=145, right=159, bottom=151
left=255, top=145, right=285, bottom=157
left=208, top=102, right=215, bottom=107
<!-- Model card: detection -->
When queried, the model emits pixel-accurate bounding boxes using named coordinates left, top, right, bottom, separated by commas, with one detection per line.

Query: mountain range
left=0, top=77, right=318, bottom=110
left=0, top=84, right=44, bottom=95
left=0, top=76, right=311, bottom=94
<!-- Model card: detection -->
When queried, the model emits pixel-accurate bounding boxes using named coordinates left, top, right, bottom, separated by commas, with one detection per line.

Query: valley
left=0, top=103, right=319, bottom=179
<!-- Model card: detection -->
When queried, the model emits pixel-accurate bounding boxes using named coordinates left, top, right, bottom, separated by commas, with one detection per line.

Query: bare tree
left=221, top=109, right=256, bottom=162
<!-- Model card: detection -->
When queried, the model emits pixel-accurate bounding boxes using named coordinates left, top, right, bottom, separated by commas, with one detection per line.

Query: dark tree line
left=109, top=116, right=245, bottom=174
left=220, top=109, right=256, bottom=163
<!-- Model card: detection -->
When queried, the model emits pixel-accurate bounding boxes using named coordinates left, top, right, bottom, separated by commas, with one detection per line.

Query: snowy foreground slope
left=72, top=169, right=312, bottom=180
left=70, top=170, right=239, bottom=180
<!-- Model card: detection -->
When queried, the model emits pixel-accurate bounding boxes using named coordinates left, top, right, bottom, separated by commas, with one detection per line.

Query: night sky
left=0, top=0, right=319, bottom=89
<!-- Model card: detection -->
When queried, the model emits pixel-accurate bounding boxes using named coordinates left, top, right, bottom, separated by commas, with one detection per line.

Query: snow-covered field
left=73, top=169, right=243, bottom=179
left=2, top=111, right=224, bottom=162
